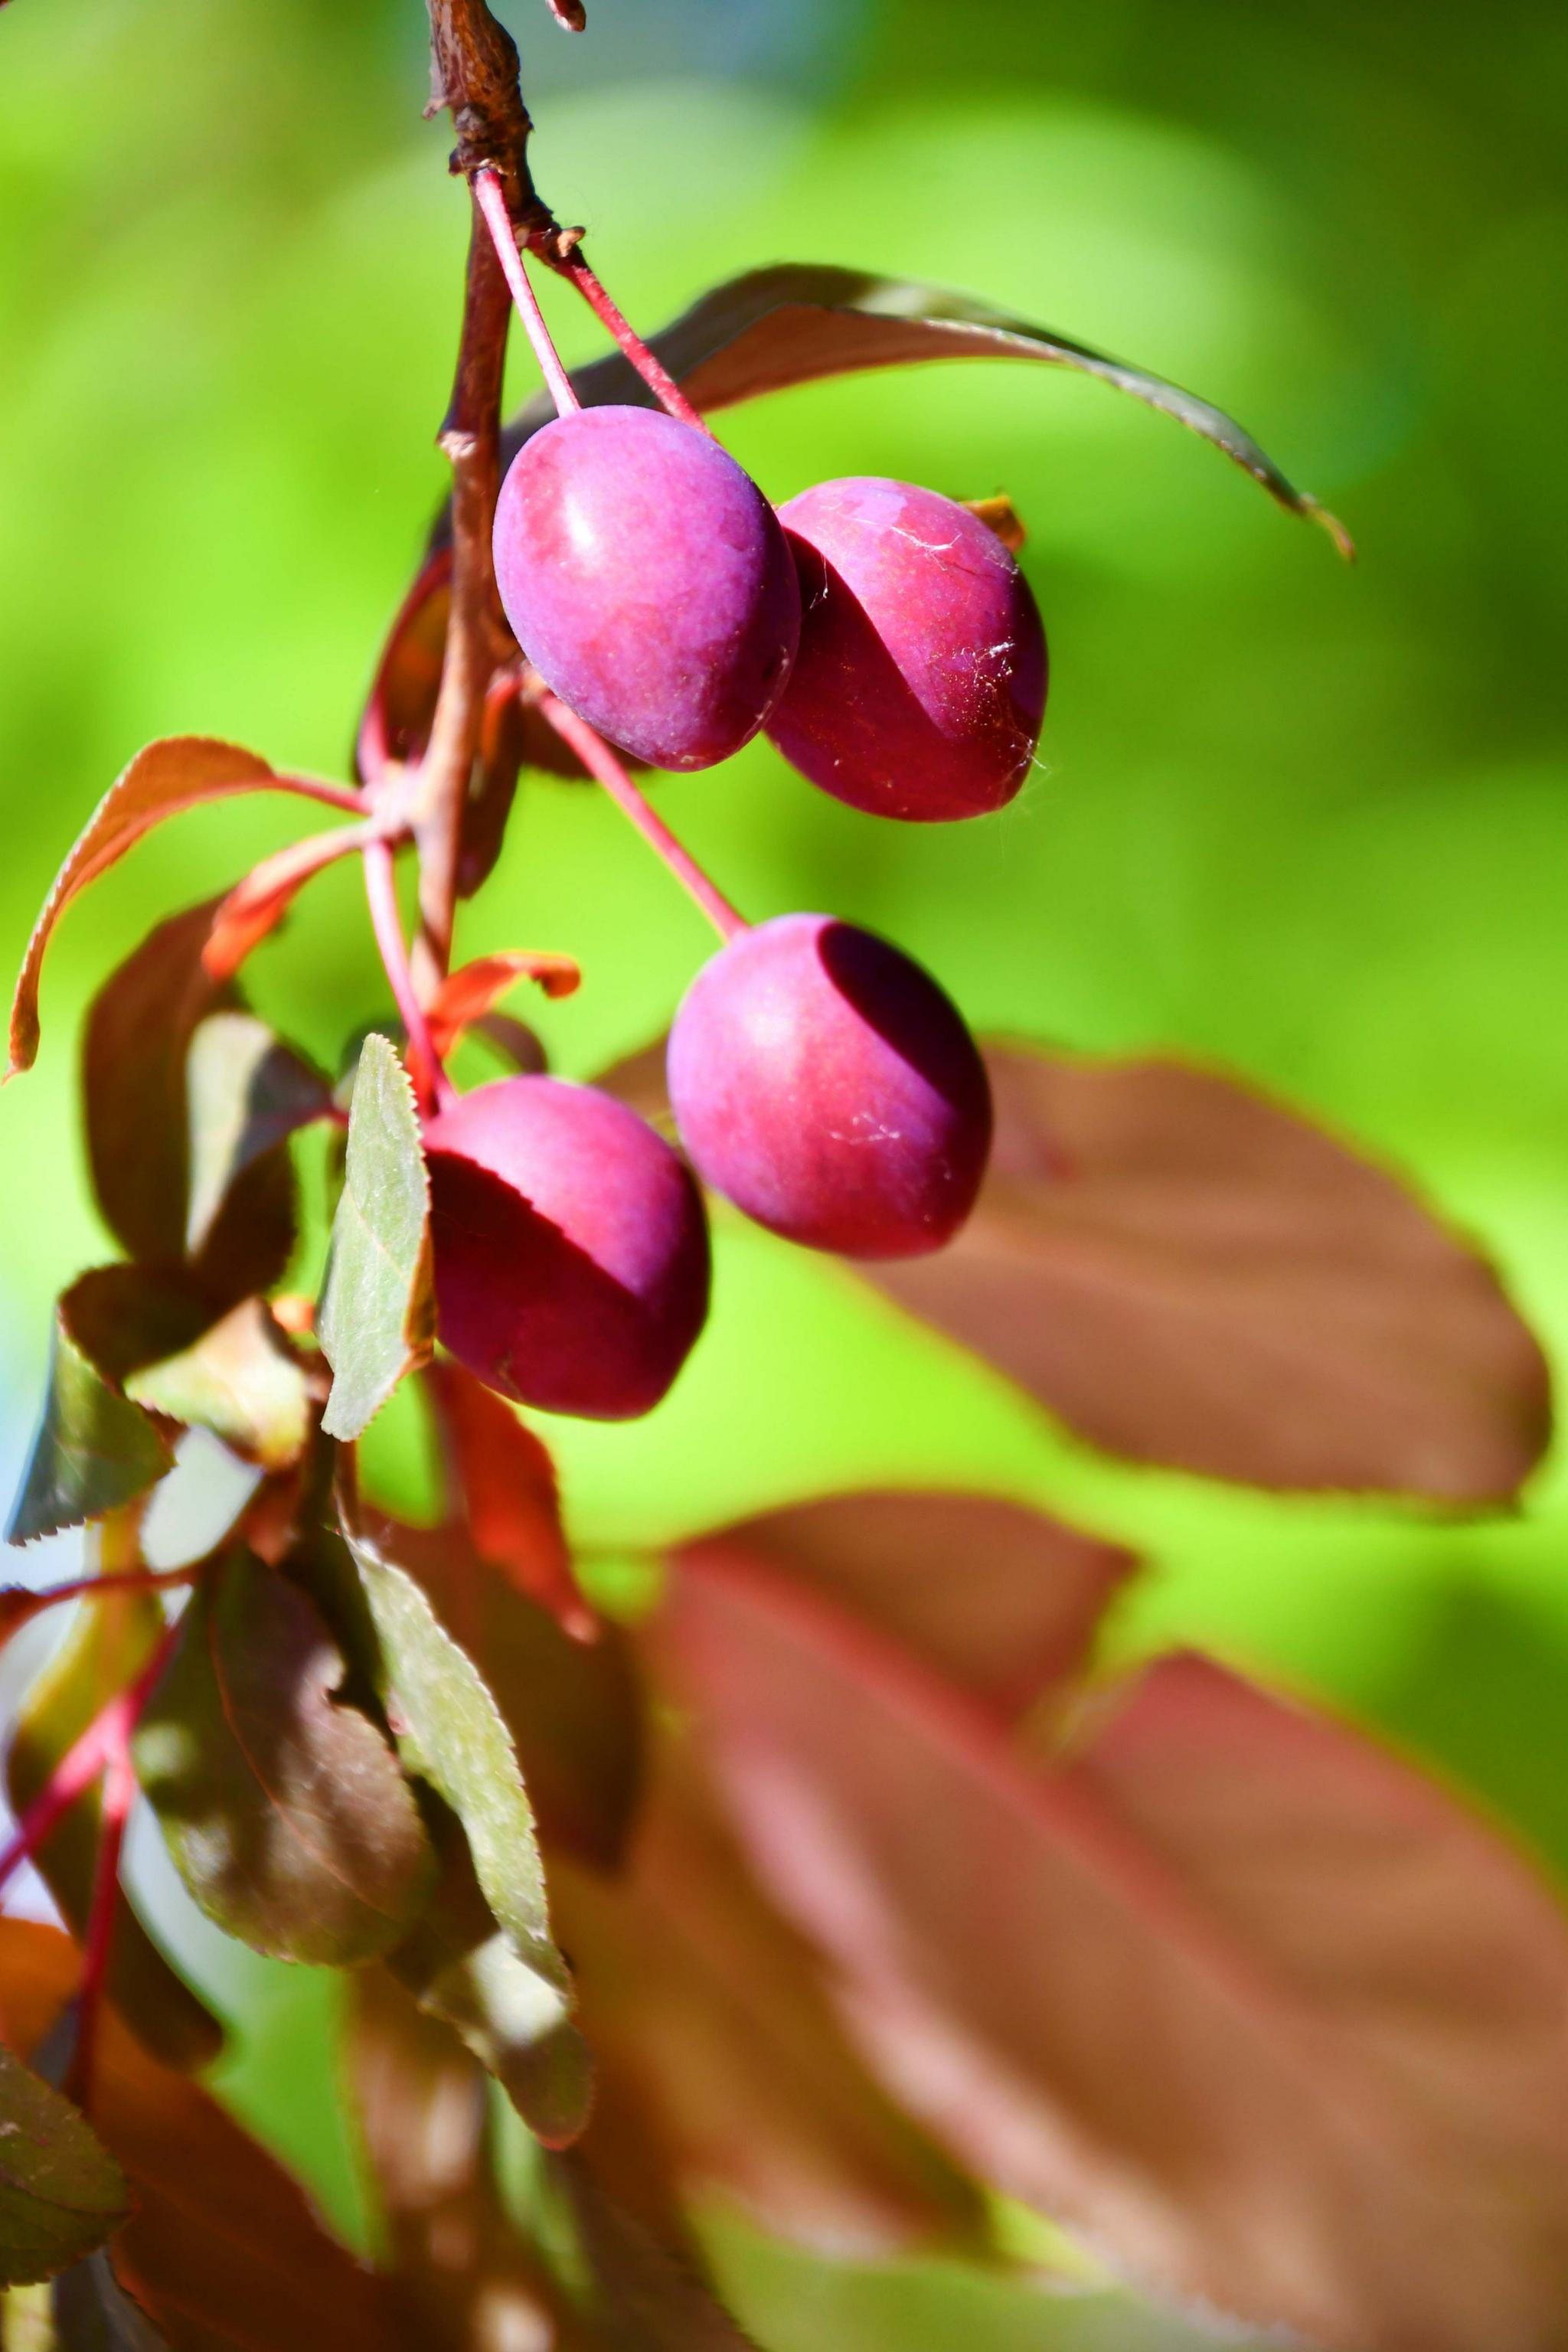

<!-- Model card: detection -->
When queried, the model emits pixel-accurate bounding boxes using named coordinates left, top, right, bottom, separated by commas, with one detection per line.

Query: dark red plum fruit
left=667, top=913, right=991, bottom=1259
left=492, top=406, right=800, bottom=772
left=767, top=477, right=1047, bottom=822
left=423, top=1076, right=709, bottom=1421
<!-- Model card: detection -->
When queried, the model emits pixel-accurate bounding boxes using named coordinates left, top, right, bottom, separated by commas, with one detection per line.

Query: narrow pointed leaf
left=318, top=1035, right=434, bottom=1441
left=124, top=1301, right=312, bottom=1472
left=659, top=1554, right=1568, bottom=2352
left=0, top=1922, right=400, bottom=2348
left=200, top=823, right=374, bottom=984
left=133, top=1551, right=436, bottom=1965
left=185, top=1016, right=334, bottom=1258
left=0, top=2046, right=126, bottom=2287
left=494, top=264, right=1349, bottom=553
left=8, top=737, right=285, bottom=1078
left=426, top=952, right=581, bottom=1058
left=337, top=1507, right=590, bottom=2141
left=5, top=1565, right=223, bottom=2073
left=6, top=1314, right=173, bottom=1548
left=425, top=1361, right=595, bottom=1639
left=867, top=1044, right=1553, bottom=1501
left=371, top=1509, right=638, bottom=1869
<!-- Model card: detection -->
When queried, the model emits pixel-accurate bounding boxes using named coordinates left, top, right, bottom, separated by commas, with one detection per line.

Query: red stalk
left=535, top=694, right=747, bottom=943
left=473, top=168, right=581, bottom=418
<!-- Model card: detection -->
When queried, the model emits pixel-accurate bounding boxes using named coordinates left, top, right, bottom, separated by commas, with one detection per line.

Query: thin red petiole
left=473, top=169, right=581, bottom=419
left=0, top=1565, right=198, bottom=1655
left=273, top=772, right=371, bottom=816
left=544, top=247, right=708, bottom=433
left=0, top=1620, right=181, bottom=1910
left=362, top=841, right=457, bottom=1116
left=67, top=1742, right=136, bottom=2109
left=536, top=693, right=747, bottom=944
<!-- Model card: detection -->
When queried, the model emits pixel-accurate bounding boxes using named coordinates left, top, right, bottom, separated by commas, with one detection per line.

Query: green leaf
left=124, top=1300, right=312, bottom=1472
left=5, top=1562, right=223, bottom=2073
left=185, top=1012, right=334, bottom=1259
left=0, top=2047, right=126, bottom=2288
left=335, top=1508, right=590, bottom=2143
left=6, top=1312, right=174, bottom=1548
left=133, top=1551, right=436, bottom=1967
left=318, top=1035, right=434, bottom=1442
left=498, top=263, right=1350, bottom=554
left=387, top=1821, right=593, bottom=2151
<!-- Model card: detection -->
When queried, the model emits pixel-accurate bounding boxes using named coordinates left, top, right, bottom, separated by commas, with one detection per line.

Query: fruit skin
left=667, top=913, right=992, bottom=1259
left=423, top=1076, right=710, bottom=1422
left=767, top=476, right=1047, bottom=822
left=492, top=406, right=800, bottom=773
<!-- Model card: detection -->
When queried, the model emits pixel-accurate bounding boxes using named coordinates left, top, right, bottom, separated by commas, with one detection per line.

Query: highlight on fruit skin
left=423, top=1074, right=710, bottom=1422
left=667, top=911, right=993, bottom=1259
left=768, top=475, right=1047, bottom=822
left=492, top=405, right=801, bottom=773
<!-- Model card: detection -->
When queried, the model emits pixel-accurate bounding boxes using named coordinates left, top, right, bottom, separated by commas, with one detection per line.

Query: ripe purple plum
left=767, top=477, right=1047, bottom=822
left=492, top=406, right=800, bottom=772
left=667, top=913, right=992, bottom=1259
left=423, top=1076, right=709, bottom=1421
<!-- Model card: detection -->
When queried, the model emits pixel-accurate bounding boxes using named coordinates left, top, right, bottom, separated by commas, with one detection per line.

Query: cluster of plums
left=426, top=404, right=1047, bottom=1420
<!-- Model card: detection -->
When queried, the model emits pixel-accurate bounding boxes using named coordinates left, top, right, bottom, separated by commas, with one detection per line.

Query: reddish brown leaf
left=82, top=904, right=296, bottom=1299
left=0, top=1922, right=400, bottom=2350
left=678, top=1491, right=1132, bottom=1723
left=185, top=1014, right=335, bottom=1259
left=201, top=822, right=376, bottom=983
left=554, top=1737, right=988, bottom=2259
left=356, top=550, right=452, bottom=784
left=867, top=1044, right=1553, bottom=1501
left=488, top=266, right=1348, bottom=553
left=9, top=737, right=295, bottom=1076
left=133, top=1551, right=437, bottom=1965
left=426, top=952, right=582, bottom=1059
left=425, top=1361, right=594, bottom=1639
left=658, top=1553, right=1568, bottom=2352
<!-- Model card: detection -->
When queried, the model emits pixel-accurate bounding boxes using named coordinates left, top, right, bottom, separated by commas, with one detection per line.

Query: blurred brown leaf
left=0, top=1922, right=400, bottom=2350
left=554, top=1736, right=989, bottom=2261
left=678, top=1489, right=1132, bottom=1722
left=867, top=1044, right=1553, bottom=1501
left=658, top=1550, right=1568, bottom=2351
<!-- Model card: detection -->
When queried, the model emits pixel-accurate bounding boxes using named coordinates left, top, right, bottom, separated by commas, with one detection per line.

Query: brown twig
left=412, top=0, right=571, bottom=998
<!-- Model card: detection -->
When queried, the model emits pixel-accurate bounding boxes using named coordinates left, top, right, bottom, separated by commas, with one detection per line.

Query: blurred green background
left=2, top=0, right=1566, bottom=2341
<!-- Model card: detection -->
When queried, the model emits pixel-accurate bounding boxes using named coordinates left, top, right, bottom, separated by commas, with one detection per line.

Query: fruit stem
left=535, top=693, right=748, bottom=942
left=544, top=247, right=709, bottom=432
left=364, top=841, right=457, bottom=1114
left=474, top=168, right=581, bottom=417
left=275, top=772, right=376, bottom=816
left=0, top=1621, right=180, bottom=1909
